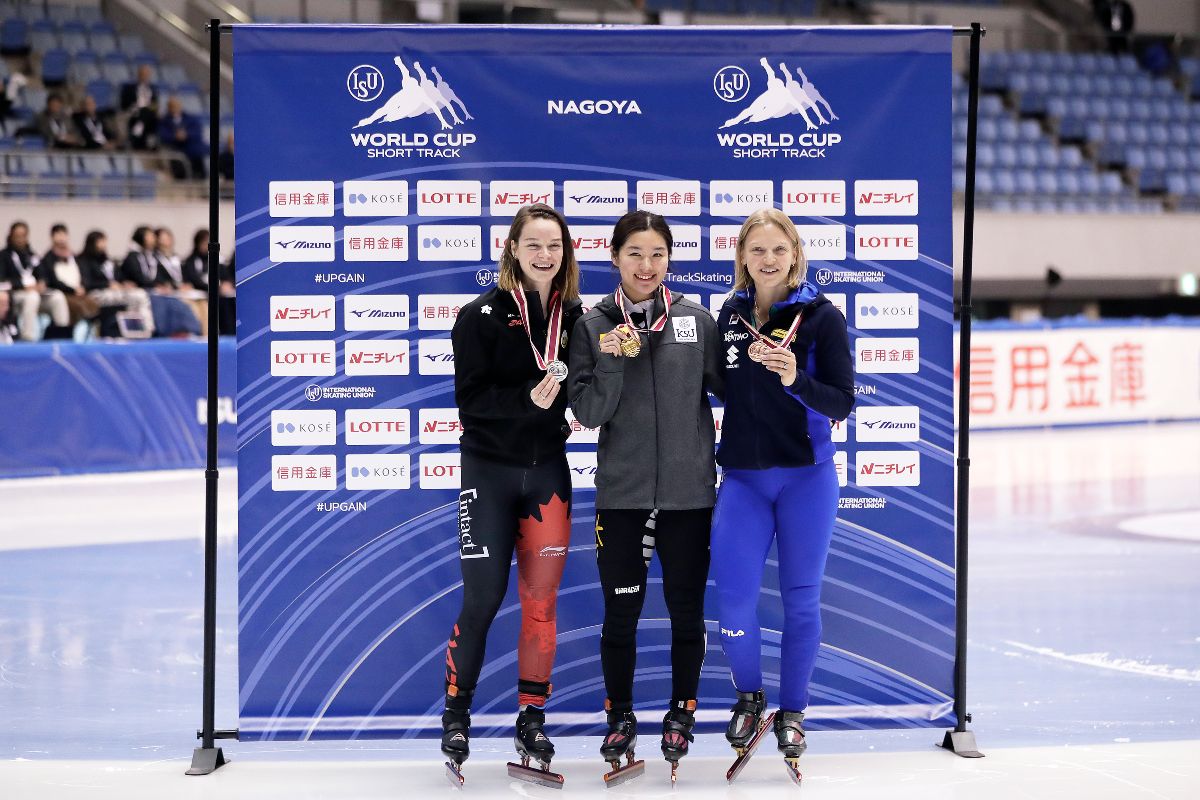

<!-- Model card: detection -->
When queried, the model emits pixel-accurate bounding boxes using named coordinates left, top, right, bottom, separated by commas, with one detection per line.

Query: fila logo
left=490, top=181, right=554, bottom=216
left=417, top=180, right=481, bottom=216
left=344, top=294, right=409, bottom=331
left=855, top=225, right=919, bottom=261
left=270, top=295, right=335, bottom=332
left=271, top=409, right=336, bottom=446
left=345, top=408, right=411, bottom=445
left=418, top=408, right=463, bottom=444
left=271, top=340, right=336, bottom=376
left=720, top=628, right=745, bottom=637
left=343, top=180, right=409, bottom=217
left=269, top=226, right=335, bottom=263
left=563, top=181, right=628, bottom=217
left=269, top=180, right=334, bottom=218
left=418, top=339, right=455, bottom=375
left=855, top=406, right=920, bottom=443
left=709, top=180, right=773, bottom=216
left=344, top=339, right=409, bottom=376
left=782, top=180, right=845, bottom=216
left=855, top=292, right=918, bottom=330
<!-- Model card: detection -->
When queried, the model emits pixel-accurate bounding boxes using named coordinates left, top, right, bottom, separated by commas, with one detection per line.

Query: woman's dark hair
left=192, top=228, right=209, bottom=254
left=498, top=203, right=580, bottom=302
left=132, top=225, right=152, bottom=247
left=82, top=230, right=107, bottom=259
left=6, top=221, right=28, bottom=249
left=609, top=210, right=673, bottom=257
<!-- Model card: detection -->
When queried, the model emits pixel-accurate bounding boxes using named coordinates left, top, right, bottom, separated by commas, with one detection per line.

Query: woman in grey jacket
left=568, top=211, right=723, bottom=783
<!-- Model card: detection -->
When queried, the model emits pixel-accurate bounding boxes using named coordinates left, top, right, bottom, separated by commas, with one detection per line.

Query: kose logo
left=547, top=99, right=642, bottom=115
left=855, top=292, right=919, bottom=330
left=346, top=454, right=411, bottom=490
left=714, top=66, right=751, bottom=103
left=417, top=226, right=482, bottom=261
left=271, top=410, right=336, bottom=446
left=343, top=180, right=408, bottom=217
left=795, top=225, right=846, bottom=261
left=347, top=64, right=385, bottom=102
left=709, top=181, right=774, bottom=216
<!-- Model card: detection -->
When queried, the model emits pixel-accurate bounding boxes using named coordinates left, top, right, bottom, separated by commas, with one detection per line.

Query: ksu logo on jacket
left=348, top=57, right=477, bottom=158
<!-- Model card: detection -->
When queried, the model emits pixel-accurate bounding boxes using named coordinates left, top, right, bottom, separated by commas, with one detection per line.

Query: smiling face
left=740, top=223, right=796, bottom=296
left=510, top=216, right=563, bottom=290
left=613, top=229, right=669, bottom=302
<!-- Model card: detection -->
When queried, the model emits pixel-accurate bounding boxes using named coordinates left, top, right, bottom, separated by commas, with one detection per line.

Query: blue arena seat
left=40, top=48, right=70, bottom=85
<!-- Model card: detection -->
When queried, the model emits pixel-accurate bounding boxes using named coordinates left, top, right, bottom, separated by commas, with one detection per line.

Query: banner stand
left=940, top=21, right=986, bottom=760
left=187, top=18, right=986, bottom=776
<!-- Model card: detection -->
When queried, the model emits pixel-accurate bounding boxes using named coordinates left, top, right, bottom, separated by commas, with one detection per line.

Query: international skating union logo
left=720, top=57, right=838, bottom=131
left=714, top=66, right=751, bottom=103
left=353, top=57, right=473, bottom=131
left=347, top=65, right=385, bottom=102
left=304, top=384, right=322, bottom=402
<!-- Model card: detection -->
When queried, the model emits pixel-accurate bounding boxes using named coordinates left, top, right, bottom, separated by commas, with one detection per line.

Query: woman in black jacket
left=77, top=230, right=153, bottom=337
left=439, top=203, right=583, bottom=786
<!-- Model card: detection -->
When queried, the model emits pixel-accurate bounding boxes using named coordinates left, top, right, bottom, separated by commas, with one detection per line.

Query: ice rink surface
left=1, top=422, right=1197, bottom=798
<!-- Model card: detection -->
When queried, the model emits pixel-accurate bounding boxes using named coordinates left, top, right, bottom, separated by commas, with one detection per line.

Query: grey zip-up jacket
left=568, top=289, right=725, bottom=510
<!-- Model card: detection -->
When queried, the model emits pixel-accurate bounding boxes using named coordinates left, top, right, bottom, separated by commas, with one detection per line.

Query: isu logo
left=355, top=57, right=473, bottom=130
left=720, top=58, right=839, bottom=130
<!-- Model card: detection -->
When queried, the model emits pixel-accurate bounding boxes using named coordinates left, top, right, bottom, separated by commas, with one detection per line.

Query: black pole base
left=186, top=746, right=228, bottom=775
left=938, top=729, right=984, bottom=758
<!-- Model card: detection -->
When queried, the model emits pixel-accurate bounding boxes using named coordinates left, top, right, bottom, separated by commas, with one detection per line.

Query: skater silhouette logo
left=354, top=57, right=474, bottom=130
left=720, top=57, right=839, bottom=131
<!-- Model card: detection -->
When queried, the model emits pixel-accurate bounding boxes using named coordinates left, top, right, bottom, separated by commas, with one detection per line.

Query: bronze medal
left=748, top=340, right=771, bottom=362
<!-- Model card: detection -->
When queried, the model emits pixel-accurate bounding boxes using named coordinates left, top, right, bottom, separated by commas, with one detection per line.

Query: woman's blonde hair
left=497, top=203, right=580, bottom=302
left=732, top=208, right=807, bottom=292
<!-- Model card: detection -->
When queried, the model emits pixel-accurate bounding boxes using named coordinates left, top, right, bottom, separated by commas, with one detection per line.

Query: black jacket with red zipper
left=452, top=286, right=584, bottom=467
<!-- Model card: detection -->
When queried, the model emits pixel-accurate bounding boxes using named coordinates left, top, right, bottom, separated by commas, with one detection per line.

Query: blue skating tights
left=711, top=461, right=839, bottom=712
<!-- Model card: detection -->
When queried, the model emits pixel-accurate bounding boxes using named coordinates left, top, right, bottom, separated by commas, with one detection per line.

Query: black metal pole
left=941, top=21, right=985, bottom=759
left=187, top=16, right=228, bottom=777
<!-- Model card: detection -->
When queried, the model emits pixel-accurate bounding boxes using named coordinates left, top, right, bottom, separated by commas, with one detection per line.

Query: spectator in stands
left=1093, top=0, right=1135, bottom=55
left=0, top=71, right=28, bottom=136
left=218, top=132, right=234, bottom=181
left=218, top=249, right=236, bottom=336
left=156, top=226, right=207, bottom=333
left=39, top=223, right=100, bottom=326
left=73, top=95, right=115, bottom=151
left=120, top=63, right=159, bottom=151
left=0, top=221, right=69, bottom=341
left=78, top=229, right=154, bottom=338
left=36, top=93, right=82, bottom=149
left=119, top=226, right=200, bottom=337
left=160, top=96, right=206, bottom=179
left=183, top=229, right=210, bottom=291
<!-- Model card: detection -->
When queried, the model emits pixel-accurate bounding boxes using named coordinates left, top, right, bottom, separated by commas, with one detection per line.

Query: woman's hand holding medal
left=759, top=345, right=798, bottom=386
left=600, top=324, right=640, bottom=358
left=530, top=372, right=562, bottom=409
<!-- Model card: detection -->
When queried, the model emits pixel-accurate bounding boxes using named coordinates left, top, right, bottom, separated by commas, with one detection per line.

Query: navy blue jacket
left=716, top=282, right=854, bottom=469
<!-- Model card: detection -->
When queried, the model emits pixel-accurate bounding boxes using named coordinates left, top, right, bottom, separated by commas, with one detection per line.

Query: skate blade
left=726, top=710, right=777, bottom=782
left=784, top=757, right=803, bottom=786
left=602, top=758, right=645, bottom=788
left=507, top=761, right=565, bottom=789
left=444, top=761, right=465, bottom=789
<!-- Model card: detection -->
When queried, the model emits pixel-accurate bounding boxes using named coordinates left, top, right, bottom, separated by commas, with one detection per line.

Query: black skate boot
left=724, top=690, right=777, bottom=783
left=507, top=705, right=564, bottom=788
left=601, top=702, right=644, bottom=787
left=660, top=699, right=696, bottom=784
left=441, top=703, right=470, bottom=788
left=774, top=709, right=807, bottom=785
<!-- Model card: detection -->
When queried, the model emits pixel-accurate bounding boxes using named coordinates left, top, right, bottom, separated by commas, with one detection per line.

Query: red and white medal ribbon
left=511, top=289, right=567, bottom=380
left=740, top=305, right=803, bottom=362
left=615, top=285, right=671, bottom=333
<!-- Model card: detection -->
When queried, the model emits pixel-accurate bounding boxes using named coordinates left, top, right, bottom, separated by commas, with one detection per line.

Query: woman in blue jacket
left=712, top=208, right=854, bottom=773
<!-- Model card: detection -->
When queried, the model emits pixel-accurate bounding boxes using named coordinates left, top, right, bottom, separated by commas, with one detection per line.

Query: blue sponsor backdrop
left=0, top=340, right=236, bottom=478
left=234, top=24, right=955, bottom=740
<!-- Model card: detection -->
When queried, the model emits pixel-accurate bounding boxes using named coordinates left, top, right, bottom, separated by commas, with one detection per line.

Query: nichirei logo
left=270, top=295, right=335, bottom=332
left=345, top=408, right=411, bottom=445
left=854, top=180, right=919, bottom=217
left=490, top=181, right=554, bottom=216
left=419, top=408, right=463, bottom=444
left=856, top=450, right=921, bottom=487
left=344, top=294, right=410, bottom=331
left=345, top=339, right=410, bottom=376
left=271, top=409, right=336, bottom=447
left=571, top=225, right=615, bottom=263
left=855, top=292, right=919, bottom=330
